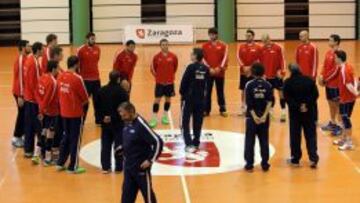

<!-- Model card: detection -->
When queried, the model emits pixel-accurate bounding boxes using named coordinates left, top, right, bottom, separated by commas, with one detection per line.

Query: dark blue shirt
left=179, top=62, right=209, bottom=103
left=122, top=115, right=163, bottom=170
left=245, top=78, right=273, bottom=118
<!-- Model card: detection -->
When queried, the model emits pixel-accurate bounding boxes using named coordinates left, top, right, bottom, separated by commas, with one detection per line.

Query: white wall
left=237, top=0, right=284, bottom=40
left=309, top=0, right=356, bottom=39
left=20, top=0, right=70, bottom=44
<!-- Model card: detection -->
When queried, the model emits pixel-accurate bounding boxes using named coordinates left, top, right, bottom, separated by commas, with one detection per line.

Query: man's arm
left=179, top=65, right=192, bottom=97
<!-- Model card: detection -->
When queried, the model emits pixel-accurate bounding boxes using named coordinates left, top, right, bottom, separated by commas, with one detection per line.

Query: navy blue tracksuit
left=13, top=95, right=25, bottom=138
left=57, top=117, right=83, bottom=171
left=283, top=73, right=319, bottom=164
left=244, top=78, right=273, bottom=169
left=98, top=81, right=129, bottom=171
left=24, top=101, right=42, bottom=154
left=121, top=116, right=163, bottom=203
left=179, top=62, right=209, bottom=147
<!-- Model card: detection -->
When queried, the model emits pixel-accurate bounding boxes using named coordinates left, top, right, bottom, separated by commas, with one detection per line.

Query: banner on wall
left=124, top=25, right=194, bottom=44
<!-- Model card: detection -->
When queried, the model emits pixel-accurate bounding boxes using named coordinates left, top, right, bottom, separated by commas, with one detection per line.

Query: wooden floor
left=1, top=41, right=360, bottom=203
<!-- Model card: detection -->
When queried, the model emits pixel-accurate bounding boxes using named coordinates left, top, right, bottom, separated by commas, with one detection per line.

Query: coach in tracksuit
left=244, top=63, right=273, bottom=172
left=283, top=64, right=319, bottom=168
left=56, top=56, right=89, bottom=174
left=118, top=102, right=163, bottom=203
left=180, top=48, right=209, bottom=153
left=98, top=71, right=129, bottom=173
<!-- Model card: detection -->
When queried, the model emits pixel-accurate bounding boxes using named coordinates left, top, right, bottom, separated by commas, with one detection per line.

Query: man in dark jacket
left=283, top=63, right=319, bottom=169
left=98, top=70, right=129, bottom=173
left=180, top=48, right=209, bottom=153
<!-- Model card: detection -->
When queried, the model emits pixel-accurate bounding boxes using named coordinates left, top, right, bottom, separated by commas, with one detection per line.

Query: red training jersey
left=77, top=44, right=101, bottom=81
left=151, top=51, right=178, bottom=84
left=237, top=42, right=261, bottom=74
left=321, top=49, right=340, bottom=88
left=295, top=42, right=318, bottom=79
left=202, top=40, right=228, bottom=78
left=41, top=46, right=51, bottom=74
left=12, top=54, right=27, bottom=97
left=113, top=49, right=138, bottom=81
left=259, top=43, right=285, bottom=79
left=339, top=63, right=357, bottom=103
left=23, top=54, right=42, bottom=103
left=37, top=73, right=59, bottom=116
left=57, top=71, right=89, bottom=118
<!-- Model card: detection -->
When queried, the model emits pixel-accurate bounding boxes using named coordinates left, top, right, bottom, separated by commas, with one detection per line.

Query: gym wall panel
left=237, top=0, right=285, bottom=40
left=309, top=0, right=356, bottom=39
left=20, top=0, right=70, bottom=44
left=166, top=0, right=215, bottom=41
left=92, top=1, right=141, bottom=43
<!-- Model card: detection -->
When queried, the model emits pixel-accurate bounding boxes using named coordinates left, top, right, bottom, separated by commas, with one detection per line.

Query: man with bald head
left=259, top=34, right=286, bottom=122
left=295, top=30, right=318, bottom=80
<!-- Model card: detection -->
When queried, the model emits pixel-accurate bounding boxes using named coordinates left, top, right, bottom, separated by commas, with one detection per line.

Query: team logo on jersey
left=80, top=129, right=275, bottom=176
left=136, top=29, right=146, bottom=39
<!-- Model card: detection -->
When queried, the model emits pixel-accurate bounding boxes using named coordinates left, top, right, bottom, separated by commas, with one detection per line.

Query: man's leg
left=67, top=118, right=85, bottom=173
left=338, top=102, right=355, bottom=150
left=121, top=170, right=139, bottom=203
left=114, top=125, right=124, bottom=172
left=215, top=77, right=227, bottom=116
left=101, top=126, right=112, bottom=172
left=192, top=104, right=204, bottom=148
left=303, top=112, right=319, bottom=166
left=13, top=96, right=25, bottom=140
left=150, top=84, right=163, bottom=128
left=83, top=81, right=93, bottom=122
left=52, top=116, right=63, bottom=162
left=181, top=100, right=192, bottom=148
left=289, top=112, right=302, bottom=164
left=44, top=116, right=56, bottom=165
left=244, top=118, right=256, bottom=170
left=57, top=118, right=70, bottom=169
left=137, top=170, right=157, bottom=203
left=24, top=102, right=34, bottom=156
left=204, top=77, right=215, bottom=115
left=93, top=80, right=102, bottom=124
left=257, top=119, right=270, bottom=170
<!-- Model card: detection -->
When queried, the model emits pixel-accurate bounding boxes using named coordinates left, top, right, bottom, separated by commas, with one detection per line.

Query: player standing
left=259, top=34, right=286, bottom=122
left=11, top=40, right=31, bottom=148
left=149, top=39, right=178, bottom=128
left=113, top=40, right=138, bottom=86
left=319, top=34, right=342, bottom=135
left=333, top=50, right=358, bottom=150
left=56, top=56, right=89, bottom=174
left=237, top=29, right=261, bottom=116
left=77, top=32, right=101, bottom=124
left=41, top=33, right=58, bottom=73
left=202, top=28, right=228, bottom=117
left=295, top=30, right=318, bottom=80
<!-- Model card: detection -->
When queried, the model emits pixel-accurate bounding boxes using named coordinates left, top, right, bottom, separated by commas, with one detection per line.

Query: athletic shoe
left=31, top=156, right=41, bottom=165
left=261, top=164, right=271, bottom=172
left=331, top=125, right=343, bottom=136
left=321, top=122, right=336, bottom=131
left=220, top=112, right=228, bottom=117
left=149, top=118, right=158, bottom=128
left=185, top=146, right=196, bottom=153
left=280, top=111, right=286, bottom=123
left=102, top=170, right=111, bottom=174
left=286, top=159, right=300, bottom=167
left=333, top=138, right=345, bottom=146
left=244, top=165, right=254, bottom=172
left=338, top=142, right=354, bottom=151
left=12, top=137, right=24, bottom=148
left=24, top=152, right=33, bottom=159
left=56, top=165, right=66, bottom=172
left=67, top=167, right=86, bottom=174
left=161, top=115, right=170, bottom=125
left=310, top=161, right=317, bottom=169
left=115, top=168, right=123, bottom=174
left=43, top=159, right=53, bottom=167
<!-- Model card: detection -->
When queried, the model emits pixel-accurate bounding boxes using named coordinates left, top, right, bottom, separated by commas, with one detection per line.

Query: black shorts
left=43, top=115, right=58, bottom=131
left=325, top=87, right=340, bottom=102
left=239, top=75, right=254, bottom=90
left=267, top=78, right=284, bottom=90
left=155, top=84, right=175, bottom=98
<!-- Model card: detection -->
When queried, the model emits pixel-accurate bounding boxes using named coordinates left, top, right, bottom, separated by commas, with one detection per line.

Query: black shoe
left=262, top=164, right=270, bottom=172
left=115, top=168, right=123, bottom=173
left=286, top=159, right=300, bottom=167
left=244, top=165, right=254, bottom=172
left=310, top=161, right=317, bottom=169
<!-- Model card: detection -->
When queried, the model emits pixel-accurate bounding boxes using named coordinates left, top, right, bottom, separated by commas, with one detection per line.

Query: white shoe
left=185, top=146, right=196, bottom=153
left=338, top=142, right=354, bottom=151
left=333, top=138, right=345, bottom=146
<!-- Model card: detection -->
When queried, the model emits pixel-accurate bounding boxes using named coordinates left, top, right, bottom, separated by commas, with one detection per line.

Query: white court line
left=0, top=150, right=18, bottom=188
left=319, top=128, right=360, bottom=174
left=168, top=110, right=191, bottom=203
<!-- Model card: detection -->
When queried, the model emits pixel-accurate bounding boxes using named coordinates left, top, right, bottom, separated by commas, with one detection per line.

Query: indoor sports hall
left=0, top=0, right=360, bottom=203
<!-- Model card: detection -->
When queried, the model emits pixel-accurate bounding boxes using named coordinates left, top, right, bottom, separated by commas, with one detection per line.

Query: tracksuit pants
left=121, top=168, right=157, bottom=203
left=244, top=118, right=270, bottom=168
left=181, top=100, right=204, bottom=147
left=24, top=101, right=42, bottom=154
left=53, top=116, right=64, bottom=149
left=84, top=80, right=101, bottom=123
left=289, top=109, right=319, bottom=164
left=101, top=124, right=123, bottom=171
left=13, top=95, right=25, bottom=138
left=205, top=76, right=226, bottom=113
left=57, top=117, right=83, bottom=171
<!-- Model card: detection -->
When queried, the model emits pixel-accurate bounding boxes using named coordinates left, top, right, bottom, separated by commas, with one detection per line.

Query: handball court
left=1, top=41, right=360, bottom=203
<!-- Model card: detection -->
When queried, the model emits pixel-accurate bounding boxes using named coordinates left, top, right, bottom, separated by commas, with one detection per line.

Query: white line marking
left=168, top=110, right=191, bottom=203
left=0, top=150, right=18, bottom=188
left=319, top=128, right=360, bottom=174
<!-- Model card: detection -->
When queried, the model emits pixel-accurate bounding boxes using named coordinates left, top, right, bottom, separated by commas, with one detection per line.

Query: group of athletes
left=9, top=27, right=359, bottom=202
